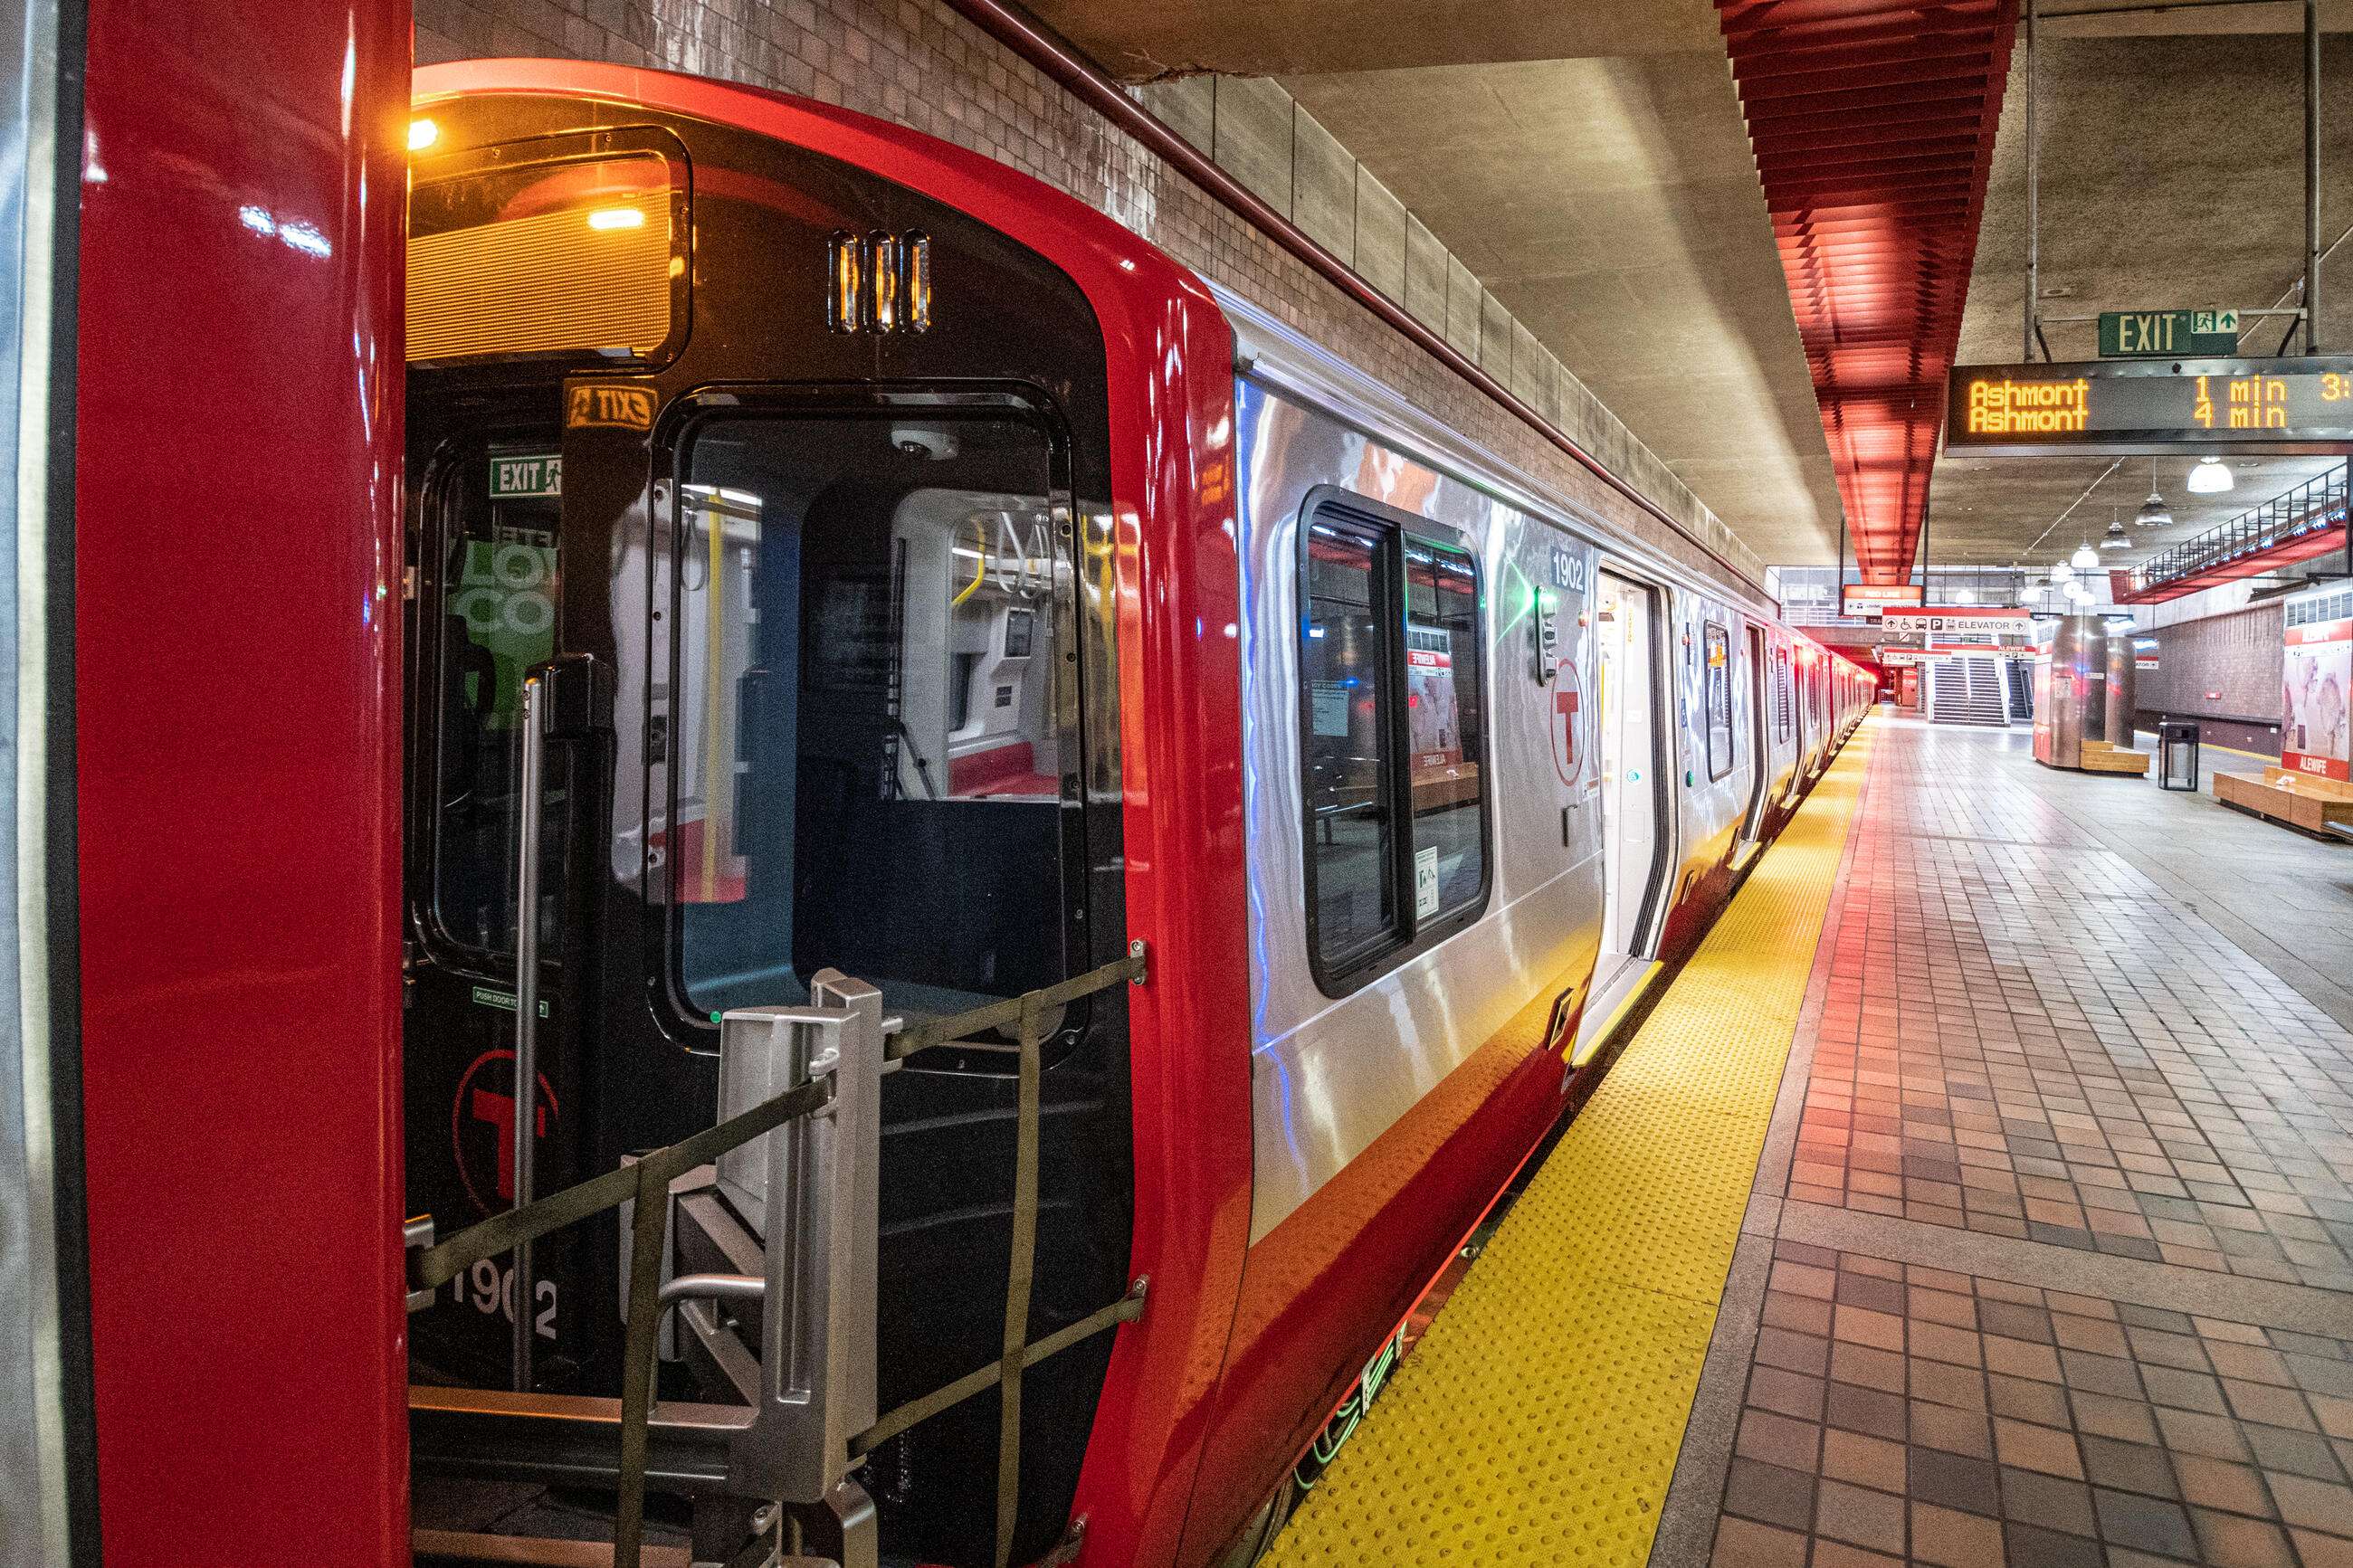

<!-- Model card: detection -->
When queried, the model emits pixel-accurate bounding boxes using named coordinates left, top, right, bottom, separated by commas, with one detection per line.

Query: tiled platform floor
left=1676, top=721, right=2353, bottom=1568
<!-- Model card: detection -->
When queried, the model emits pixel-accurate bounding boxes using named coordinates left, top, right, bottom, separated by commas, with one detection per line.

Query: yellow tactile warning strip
left=1261, top=723, right=1877, bottom=1568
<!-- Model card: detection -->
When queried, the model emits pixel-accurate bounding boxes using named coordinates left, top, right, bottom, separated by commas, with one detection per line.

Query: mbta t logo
left=1552, top=659, right=1586, bottom=787
left=451, top=1049, right=559, bottom=1217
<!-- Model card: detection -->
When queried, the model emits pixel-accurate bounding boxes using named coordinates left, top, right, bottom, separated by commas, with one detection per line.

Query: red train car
left=1, top=26, right=1866, bottom=1568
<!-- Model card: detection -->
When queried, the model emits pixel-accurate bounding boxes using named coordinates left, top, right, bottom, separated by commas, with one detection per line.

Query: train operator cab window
left=1704, top=621, right=1734, bottom=781
left=1298, top=490, right=1487, bottom=993
left=655, top=409, right=1073, bottom=1028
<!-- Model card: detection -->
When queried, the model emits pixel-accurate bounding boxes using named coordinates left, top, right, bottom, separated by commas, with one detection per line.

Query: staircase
left=1927, top=655, right=2010, bottom=727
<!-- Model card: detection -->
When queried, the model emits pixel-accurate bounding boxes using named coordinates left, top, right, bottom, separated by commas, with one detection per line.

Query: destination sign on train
left=1945, top=356, right=2353, bottom=454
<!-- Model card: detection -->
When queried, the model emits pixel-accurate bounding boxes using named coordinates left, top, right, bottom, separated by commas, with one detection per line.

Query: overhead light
left=1954, top=586, right=1976, bottom=603
left=2072, top=541, right=2100, bottom=570
left=2101, top=507, right=2129, bottom=551
left=2051, top=560, right=2074, bottom=583
left=586, top=207, right=647, bottom=231
left=2186, top=455, right=2233, bottom=494
left=409, top=118, right=438, bottom=151
left=2135, top=457, right=2173, bottom=526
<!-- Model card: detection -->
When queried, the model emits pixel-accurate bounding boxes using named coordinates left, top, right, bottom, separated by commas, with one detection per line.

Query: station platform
left=1262, top=717, right=2353, bottom=1568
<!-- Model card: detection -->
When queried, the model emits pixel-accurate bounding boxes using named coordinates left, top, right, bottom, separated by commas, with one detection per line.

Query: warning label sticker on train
left=490, top=454, right=561, bottom=499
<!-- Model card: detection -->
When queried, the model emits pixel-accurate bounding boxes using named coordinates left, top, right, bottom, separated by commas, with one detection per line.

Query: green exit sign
left=2098, top=309, right=2240, bottom=358
left=490, top=453, right=562, bottom=499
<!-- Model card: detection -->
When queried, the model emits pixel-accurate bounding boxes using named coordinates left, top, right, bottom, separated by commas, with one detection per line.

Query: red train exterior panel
left=74, top=0, right=410, bottom=1559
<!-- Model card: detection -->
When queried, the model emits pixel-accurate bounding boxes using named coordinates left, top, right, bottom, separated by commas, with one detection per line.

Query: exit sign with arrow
left=2098, top=309, right=2239, bottom=358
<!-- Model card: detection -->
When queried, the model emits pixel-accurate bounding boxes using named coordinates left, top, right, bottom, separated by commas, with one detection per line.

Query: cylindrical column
left=512, top=672, right=548, bottom=1392
left=2309, top=0, right=2321, bottom=354
left=2025, top=0, right=2039, bottom=362
left=2108, top=626, right=2138, bottom=746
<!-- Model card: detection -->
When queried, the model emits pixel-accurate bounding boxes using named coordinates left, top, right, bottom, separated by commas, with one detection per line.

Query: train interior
left=1570, top=569, right=1665, bottom=1063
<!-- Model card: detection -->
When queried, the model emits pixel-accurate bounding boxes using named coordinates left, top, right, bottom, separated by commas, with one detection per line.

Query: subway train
left=397, top=58, right=1870, bottom=1568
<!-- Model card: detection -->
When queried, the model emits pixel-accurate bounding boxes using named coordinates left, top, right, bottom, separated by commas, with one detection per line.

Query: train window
left=429, top=437, right=565, bottom=955
left=1704, top=622, right=1733, bottom=781
left=1298, top=490, right=1487, bottom=991
left=1302, top=518, right=1396, bottom=966
left=662, top=411, right=1072, bottom=1023
left=408, top=136, right=688, bottom=368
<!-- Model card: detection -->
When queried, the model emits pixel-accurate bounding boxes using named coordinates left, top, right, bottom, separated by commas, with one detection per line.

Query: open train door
left=1570, top=570, right=1671, bottom=1063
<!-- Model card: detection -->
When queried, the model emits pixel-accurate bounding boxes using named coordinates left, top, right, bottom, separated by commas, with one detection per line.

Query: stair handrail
left=407, top=946, right=1149, bottom=1568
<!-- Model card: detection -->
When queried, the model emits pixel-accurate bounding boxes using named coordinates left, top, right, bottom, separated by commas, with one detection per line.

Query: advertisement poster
left=1406, top=626, right=1462, bottom=769
left=2284, top=616, right=2352, bottom=780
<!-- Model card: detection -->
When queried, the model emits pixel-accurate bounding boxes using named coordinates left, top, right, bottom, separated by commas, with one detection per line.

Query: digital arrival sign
left=1945, top=356, right=2353, bottom=455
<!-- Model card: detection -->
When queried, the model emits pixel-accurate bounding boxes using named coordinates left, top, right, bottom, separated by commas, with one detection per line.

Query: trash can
left=2158, top=719, right=2201, bottom=793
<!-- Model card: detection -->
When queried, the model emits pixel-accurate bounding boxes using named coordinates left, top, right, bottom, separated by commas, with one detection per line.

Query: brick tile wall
left=413, top=0, right=1765, bottom=598
left=2138, top=603, right=2283, bottom=741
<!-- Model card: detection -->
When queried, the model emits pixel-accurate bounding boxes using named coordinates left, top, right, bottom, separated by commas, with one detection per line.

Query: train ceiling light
left=1717, top=0, right=2018, bottom=586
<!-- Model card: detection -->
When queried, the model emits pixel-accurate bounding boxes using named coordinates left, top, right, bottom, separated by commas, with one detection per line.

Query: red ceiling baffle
left=1716, top=0, right=2019, bottom=584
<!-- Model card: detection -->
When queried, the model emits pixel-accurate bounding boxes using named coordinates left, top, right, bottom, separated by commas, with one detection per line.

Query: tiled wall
left=2139, top=603, right=2284, bottom=733
left=411, top=0, right=1768, bottom=595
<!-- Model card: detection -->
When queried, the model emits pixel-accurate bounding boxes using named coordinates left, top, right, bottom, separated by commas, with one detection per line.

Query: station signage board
left=2097, top=309, right=2238, bottom=359
left=1841, top=584, right=1922, bottom=617
left=1881, top=607, right=2035, bottom=636
left=2283, top=595, right=2352, bottom=780
left=1945, top=356, right=2353, bottom=455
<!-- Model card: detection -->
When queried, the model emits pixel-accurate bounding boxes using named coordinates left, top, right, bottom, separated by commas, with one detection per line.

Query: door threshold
left=1569, top=954, right=1663, bottom=1067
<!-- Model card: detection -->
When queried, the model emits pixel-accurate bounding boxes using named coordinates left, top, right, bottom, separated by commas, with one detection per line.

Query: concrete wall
left=2136, top=601, right=2284, bottom=755
left=411, top=0, right=1767, bottom=596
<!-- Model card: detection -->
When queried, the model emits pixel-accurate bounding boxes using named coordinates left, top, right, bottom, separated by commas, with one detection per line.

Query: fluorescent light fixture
left=587, top=207, right=648, bottom=231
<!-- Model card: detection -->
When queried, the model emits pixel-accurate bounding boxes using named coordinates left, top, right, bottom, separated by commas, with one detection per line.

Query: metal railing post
left=512, top=670, right=548, bottom=1392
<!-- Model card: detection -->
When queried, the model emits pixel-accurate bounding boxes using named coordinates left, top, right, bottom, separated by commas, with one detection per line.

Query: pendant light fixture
left=2051, top=559, right=2074, bottom=584
left=2186, top=455, right=2233, bottom=494
left=2101, top=503, right=2129, bottom=550
left=2071, top=538, right=2100, bottom=570
left=2134, top=457, right=2173, bottom=526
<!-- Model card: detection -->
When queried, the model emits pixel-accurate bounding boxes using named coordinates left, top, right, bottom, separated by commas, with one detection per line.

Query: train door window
left=1297, top=489, right=1486, bottom=991
left=661, top=407, right=1072, bottom=1024
left=1775, top=648, right=1792, bottom=744
left=429, top=436, right=565, bottom=955
left=1703, top=621, right=1733, bottom=780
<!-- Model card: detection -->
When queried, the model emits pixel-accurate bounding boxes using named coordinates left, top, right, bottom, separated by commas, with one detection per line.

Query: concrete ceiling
left=1282, top=53, right=1844, bottom=565
left=1938, top=13, right=2353, bottom=574
left=1022, top=0, right=1720, bottom=81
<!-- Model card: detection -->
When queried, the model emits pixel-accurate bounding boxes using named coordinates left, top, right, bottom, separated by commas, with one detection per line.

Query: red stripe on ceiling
left=1718, top=0, right=2018, bottom=584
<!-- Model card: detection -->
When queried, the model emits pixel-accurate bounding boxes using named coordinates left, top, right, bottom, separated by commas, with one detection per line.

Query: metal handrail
left=2130, top=464, right=2348, bottom=594
left=407, top=946, right=1148, bottom=1568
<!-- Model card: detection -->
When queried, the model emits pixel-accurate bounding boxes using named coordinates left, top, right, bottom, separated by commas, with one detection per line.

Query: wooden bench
left=2215, top=765, right=2353, bottom=833
left=2077, top=740, right=2149, bottom=776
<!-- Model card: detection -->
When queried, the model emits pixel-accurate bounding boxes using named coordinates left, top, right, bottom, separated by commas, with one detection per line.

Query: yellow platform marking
left=1262, top=723, right=1876, bottom=1568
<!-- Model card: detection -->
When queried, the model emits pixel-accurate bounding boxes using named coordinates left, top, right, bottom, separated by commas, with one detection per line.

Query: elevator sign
left=1947, top=356, right=2353, bottom=454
